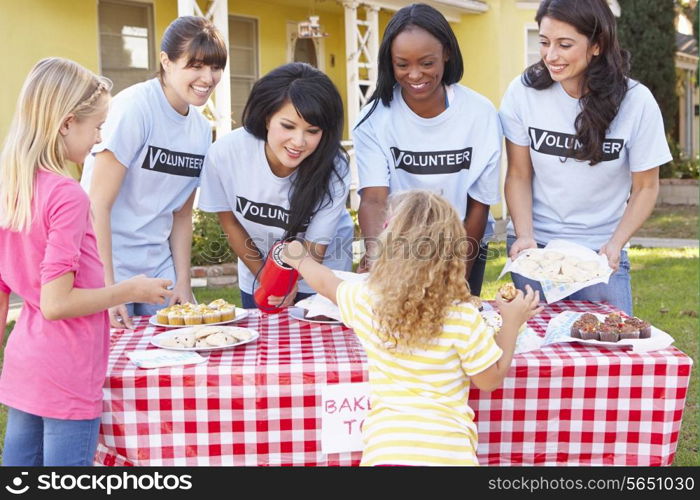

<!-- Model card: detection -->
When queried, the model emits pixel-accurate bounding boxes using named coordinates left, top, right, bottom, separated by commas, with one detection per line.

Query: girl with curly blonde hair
left=281, top=189, right=542, bottom=466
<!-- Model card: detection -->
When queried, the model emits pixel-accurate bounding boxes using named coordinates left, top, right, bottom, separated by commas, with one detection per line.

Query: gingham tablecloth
left=94, top=301, right=693, bottom=466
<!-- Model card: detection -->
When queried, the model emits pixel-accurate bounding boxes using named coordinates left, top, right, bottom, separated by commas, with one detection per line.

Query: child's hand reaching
left=280, top=240, right=307, bottom=270
left=495, top=284, right=543, bottom=332
left=126, top=275, right=173, bottom=305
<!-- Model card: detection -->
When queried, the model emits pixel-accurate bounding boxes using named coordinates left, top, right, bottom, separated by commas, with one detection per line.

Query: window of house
left=98, top=0, right=155, bottom=95
left=229, top=16, right=259, bottom=128
left=525, top=26, right=540, bottom=68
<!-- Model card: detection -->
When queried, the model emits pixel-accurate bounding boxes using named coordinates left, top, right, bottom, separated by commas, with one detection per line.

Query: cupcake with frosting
left=578, top=322, right=599, bottom=340
left=219, top=305, right=236, bottom=322
left=597, top=323, right=619, bottom=343
left=625, top=317, right=651, bottom=339
left=203, top=307, right=222, bottom=324
left=619, top=323, right=640, bottom=340
left=168, top=310, right=185, bottom=326
left=156, top=306, right=171, bottom=325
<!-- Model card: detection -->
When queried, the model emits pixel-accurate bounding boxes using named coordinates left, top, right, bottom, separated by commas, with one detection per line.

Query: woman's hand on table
left=168, top=280, right=194, bottom=307
left=598, top=240, right=622, bottom=273
left=109, top=304, right=133, bottom=329
left=508, top=236, right=537, bottom=260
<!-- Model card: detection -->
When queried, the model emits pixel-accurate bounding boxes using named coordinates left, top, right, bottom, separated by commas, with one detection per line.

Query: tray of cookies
left=150, top=324, right=259, bottom=351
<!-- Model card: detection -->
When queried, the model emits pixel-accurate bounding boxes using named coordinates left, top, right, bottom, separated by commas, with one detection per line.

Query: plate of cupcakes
left=544, top=311, right=675, bottom=353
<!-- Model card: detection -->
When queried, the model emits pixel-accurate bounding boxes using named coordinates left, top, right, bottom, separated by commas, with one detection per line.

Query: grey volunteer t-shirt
left=499, top=76, right=671, bottom=250
left=352, top=83, right=503, bottom=239
left=197, top=127, right=353, bottom=295
left=81, top=78, right=212, bottom=283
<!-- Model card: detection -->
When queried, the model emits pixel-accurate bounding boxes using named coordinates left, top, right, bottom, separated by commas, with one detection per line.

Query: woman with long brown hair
left=500, top=0, right=671, bottom=314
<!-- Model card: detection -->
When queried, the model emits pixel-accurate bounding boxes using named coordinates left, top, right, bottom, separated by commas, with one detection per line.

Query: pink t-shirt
left=0, top=170, right=109, bottom=419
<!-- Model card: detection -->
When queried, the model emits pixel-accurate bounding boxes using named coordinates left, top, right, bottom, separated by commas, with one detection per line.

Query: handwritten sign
left=320, top=383, right=370, bottom=454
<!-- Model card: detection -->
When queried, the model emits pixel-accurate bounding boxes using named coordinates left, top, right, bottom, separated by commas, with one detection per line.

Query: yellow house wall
left=230, top=0, right=350, bottom=138
left=0, top=0, right=98, bottom=142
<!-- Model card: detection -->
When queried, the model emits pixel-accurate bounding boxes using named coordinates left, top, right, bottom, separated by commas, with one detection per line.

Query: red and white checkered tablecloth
left=94, top=301, right=693, bottom=466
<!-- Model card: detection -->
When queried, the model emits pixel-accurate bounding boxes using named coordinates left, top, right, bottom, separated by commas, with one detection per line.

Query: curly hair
left=367, top=190, right=471, bottom=351
left=523, top=0, right=630, bottom=165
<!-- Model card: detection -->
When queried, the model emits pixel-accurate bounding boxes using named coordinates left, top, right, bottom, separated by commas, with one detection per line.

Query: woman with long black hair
left=352, top=3, right=502, bottom=297
left=500, top=0, right=671, bottom=314
left=198, top=62, right=353, bottom=308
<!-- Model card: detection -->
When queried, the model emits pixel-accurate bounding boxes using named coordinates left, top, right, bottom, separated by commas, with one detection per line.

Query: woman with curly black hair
left=500, top=0, right=671, bottom=314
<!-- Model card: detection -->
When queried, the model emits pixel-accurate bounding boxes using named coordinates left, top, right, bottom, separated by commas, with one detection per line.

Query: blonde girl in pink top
left=0, top=58, right=172, bottom=466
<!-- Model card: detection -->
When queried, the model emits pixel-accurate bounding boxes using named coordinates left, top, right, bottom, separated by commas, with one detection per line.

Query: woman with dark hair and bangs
left=353, top=3, right=502, bottom=297
left=82, top=16, right=227, bottom=328
left=500, top=0, right=671, bottom=314
left=198, top=62, right=353, bottom=309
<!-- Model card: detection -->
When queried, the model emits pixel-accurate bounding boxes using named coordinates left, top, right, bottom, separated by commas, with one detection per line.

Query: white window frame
left=229, top=14, right=260, bottom=128
left=97, top=0, right=155, bottom=92
left=524, top=23, right=540, bottom=69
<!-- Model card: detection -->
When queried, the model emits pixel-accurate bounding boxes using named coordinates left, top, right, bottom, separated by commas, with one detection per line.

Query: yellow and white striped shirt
left=336, top=281, right=503, bottom=466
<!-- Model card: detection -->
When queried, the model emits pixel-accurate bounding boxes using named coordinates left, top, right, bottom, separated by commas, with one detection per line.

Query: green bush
left=191, top=209, right=236, bottom=266
left=660, top=139, right=700, bottom=179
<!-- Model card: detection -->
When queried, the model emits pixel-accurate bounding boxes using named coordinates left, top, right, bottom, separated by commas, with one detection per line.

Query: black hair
left=159, top=16, right=227, bottom=79
left=356, top=3, right=463, bottom=129
left=242, top=62, right=348, bottom=240
left=523, top=0, right=630, bottom=165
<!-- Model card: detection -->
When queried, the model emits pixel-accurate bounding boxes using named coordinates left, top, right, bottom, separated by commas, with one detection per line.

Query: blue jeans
left=240, top=290, right=314, bottom=309
left=506, top=236, right=633, bottom=315
left=2, top=407, right=101, bottom=466
left=126, top=302, right=167, bottom=317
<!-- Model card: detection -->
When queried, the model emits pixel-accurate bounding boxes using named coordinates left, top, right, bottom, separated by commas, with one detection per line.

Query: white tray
left=150, top=326, right=259, bottom=352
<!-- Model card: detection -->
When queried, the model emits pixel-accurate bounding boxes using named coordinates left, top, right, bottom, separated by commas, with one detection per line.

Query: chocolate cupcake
left=579, top=313, right=599, bottom=325
left=619, top=323, right=640, bottom=340
left=578, top=322, right=599, bottom=340
left=570, top=319, right=583, bottom=338
left=604, top=313, right=622, bottom=326
left=597, top=323, right=619, bottom=343
left=625, top=317, right=652, bottom=339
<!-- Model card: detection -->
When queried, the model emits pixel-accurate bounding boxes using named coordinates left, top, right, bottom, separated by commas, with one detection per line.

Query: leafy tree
left=618, top=0, right=678, bottom=138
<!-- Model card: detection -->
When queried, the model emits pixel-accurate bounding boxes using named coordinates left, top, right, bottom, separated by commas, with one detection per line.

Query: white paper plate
left=149, top=307, right=249, bottom=328
left=289, top=307, right=342, bottom=325
left=150, top=326, right=259, bottom=352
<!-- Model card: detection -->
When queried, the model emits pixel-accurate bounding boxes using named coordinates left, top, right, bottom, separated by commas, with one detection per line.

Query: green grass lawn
left=636, top=204, right=698, bottom=240
left=0, top=244, right=697, bottom=465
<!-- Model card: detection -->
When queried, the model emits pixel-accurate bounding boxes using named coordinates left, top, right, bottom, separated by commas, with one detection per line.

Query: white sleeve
left=627, top=86, right=673, bottom=172
left=197, top=145, right=232, bottom=213
left=351, top=111, right=390, bottom=191
left=304, top=160, right=351, bottom=244
left=498, top=78, right=530, bottom=147
left=91, top=96, right=148, bottom=169
left=469, top=110, right=503, bottom=206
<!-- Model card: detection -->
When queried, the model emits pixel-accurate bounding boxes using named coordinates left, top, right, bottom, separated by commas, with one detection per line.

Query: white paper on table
left=543, top=311, right=674, bottom=353
left=295, top=271, right=368, bottom=322
left=514, top=327, right=544, bottom=354
left=498, top=239, right=613, bottom=303
left=126, top=349, right=207, bottom=369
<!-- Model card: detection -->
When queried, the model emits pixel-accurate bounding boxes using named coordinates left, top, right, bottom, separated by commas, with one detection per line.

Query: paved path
left=629, top=237, right=698, bottom=248
left=491, top=219, right=698, bottom=248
